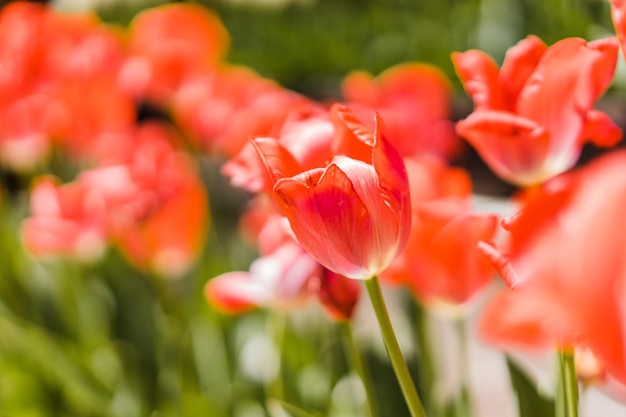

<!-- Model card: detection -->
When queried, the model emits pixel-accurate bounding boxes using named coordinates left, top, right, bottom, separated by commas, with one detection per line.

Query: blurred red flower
left=22, top=123, right=209, bottom=278
left=478, top=150, right=626, bottom=384
left=119, top=3, right=229, bottom=105
left=172, top=67, right=312, bottom=158
left=342, top=63, right=459, bottom=159
left=453, top=35, right=621, bottom=186
left=382, top=157, right=499, bottom=310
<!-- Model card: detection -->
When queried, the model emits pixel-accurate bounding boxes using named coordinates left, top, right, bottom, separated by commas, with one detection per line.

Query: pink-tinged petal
left=477, top=241, right=522, bottom=289
left=579, top=109, right=623, bottom=147
left=276, top=107, right=335, bottom=170
left=517, top=37, right=618, bottom=159
left=116, top=178, right=209, bottom=278
left=456, top=110, right=552, bottom=186
left=499, top=35, right=547, bottom=104
left=205, top=271, right=268, bottom=314
left=248, top=241, right=319, bottom=303
left=274, top=163, right=380, bottom=279
left=451, top=50, right=506, bottom=110
left=250, top=137, right=304, bottom=187
left=222, top=141, right=277, bottom=193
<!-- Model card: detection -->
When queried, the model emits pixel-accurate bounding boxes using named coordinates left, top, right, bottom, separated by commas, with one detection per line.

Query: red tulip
left=453, top=36, right=621, bottom=186
left=382, top=157, right=498, bottom=310
left=21, top=176, right=108, bottom=261
left=478, top=150, right=626, bottom=384
left=252, top=104, right=411, bottom=280
left=119, top=3, right=229, bottom=104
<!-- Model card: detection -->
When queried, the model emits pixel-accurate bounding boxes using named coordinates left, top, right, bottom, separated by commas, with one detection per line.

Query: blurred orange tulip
left=453, top=36, right=621, bottom=186
left=478, top=150, right=626, bottom=384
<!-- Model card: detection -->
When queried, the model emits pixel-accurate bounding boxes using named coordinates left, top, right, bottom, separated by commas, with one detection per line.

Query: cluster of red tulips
left=6, top=0, right=626, bottom=416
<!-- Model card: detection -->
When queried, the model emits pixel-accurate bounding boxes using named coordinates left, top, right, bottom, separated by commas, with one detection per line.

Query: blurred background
left=65, top=0, right=626, bottom=195
left=0, top=1, right=624, bottom=417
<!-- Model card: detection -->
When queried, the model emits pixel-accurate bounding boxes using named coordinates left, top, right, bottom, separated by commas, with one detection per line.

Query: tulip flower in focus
left=342, top=63, right=459, bottom=159
left=478, top=150, right=626, bottom=385
left=252, top=104, right=411, bottom=280
left=453, top=35, right=621, bottom=186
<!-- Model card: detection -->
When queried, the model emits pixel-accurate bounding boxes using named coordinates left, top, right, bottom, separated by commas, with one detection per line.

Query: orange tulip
left=342, top=63, right=459, bottom=159
left=453, top=36, right=621, bottom=186
left=478, top=150, right=626, bottom=384
left=252, top=104, right=411, bottom=280
left=382, top=157, right=498, bottom=310
left=120, top=3, right=229, bottom=104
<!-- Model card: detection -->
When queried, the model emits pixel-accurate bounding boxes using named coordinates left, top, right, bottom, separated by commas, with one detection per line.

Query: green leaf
left=268, top=399, right=324, bottom=417
left=506, top=356, right=554, bottom=417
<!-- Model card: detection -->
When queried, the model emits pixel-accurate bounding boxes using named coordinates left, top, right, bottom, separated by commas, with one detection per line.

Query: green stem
left=267, top=311, right=286, bottom=401
left=414, top=301, right=436, bottom=416
left=453, top=317, right=473, bottom=417
left=556, top=349, right=579, bottom=417
left=340, top=321, right=380, bottom=417
left=365, top=276, right=428, bottom=417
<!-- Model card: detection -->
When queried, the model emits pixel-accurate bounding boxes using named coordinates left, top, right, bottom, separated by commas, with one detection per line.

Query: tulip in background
left=478, top=150, right=626, bottom=386
left=453, top=35, right=621, bottom=187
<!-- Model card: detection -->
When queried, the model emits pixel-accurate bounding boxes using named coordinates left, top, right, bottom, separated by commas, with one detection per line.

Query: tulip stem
left=414, top=302, right=436, bottom=415
left=556, top=349, right=579, bottom=417
left=365, top=275, right=428, bottom=417
left=453, top=317, right=474, bottom=417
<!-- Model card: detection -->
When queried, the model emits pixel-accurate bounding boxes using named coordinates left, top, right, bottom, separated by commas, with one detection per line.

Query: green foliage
left=96, top=0, right=614, bottom=95
left=506, top=356, right=555, bottom=417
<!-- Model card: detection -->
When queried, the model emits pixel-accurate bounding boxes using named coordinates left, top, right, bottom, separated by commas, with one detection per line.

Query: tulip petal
left=451, top=50, right=506, bottom=110
left=274, top=163, right=379, bottom=279
left=517, top=37, right=618, bottom=160
left=580, top=109, right=623, bottom=148
left=205, top=271, right=269, bottom=314
left=424, top=213, right=499, bottom=304
left=250, top=137, right=304, bottom=186
left=456, top=110, right=551, bottom=186
left=499, top=35, right=547, bottom=104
